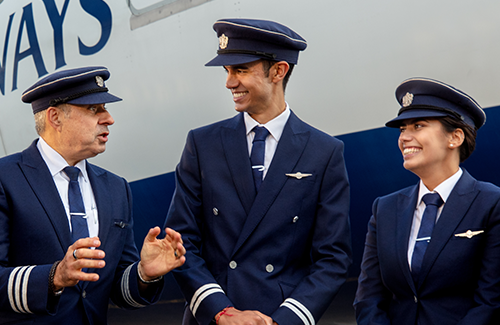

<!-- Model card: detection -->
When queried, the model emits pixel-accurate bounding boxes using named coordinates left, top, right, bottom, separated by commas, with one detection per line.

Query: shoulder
left=86, top=163, right=129, bottom=188
left=374, top=185, right=415, bottom=206
left=474, top=179, right=500, bottom=197
left=0, top=141, right=38, bottom=171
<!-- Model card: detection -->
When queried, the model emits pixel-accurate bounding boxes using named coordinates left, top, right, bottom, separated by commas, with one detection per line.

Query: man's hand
left=138, top=227, right=186, bottom=281
left=53, top=237, right=105, bottom=290
left=217, top=307, right=274, bottom=325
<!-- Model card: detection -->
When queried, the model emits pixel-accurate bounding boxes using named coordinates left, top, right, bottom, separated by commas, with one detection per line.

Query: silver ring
left=73, top=249, right=78, bottom=260
left=174, top=250, right=178, bottom=258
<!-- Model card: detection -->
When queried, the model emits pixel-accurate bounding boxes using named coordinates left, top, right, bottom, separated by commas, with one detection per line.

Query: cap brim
left=205, top=54, right=263, bottom=66
left=67, top=92, right=122, bottom=105
left=385, top=109, right=448, bottom=128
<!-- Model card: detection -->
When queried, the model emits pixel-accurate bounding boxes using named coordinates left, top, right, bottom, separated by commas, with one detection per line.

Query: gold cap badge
left=402, top=92, right=413, bottom=107
left=95, top=76, right=104, bottom=87
left=219, top=34, right=228, bottom=49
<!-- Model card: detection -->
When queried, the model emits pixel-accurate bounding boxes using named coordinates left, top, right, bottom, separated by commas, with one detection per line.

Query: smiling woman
left=354, top=77, right=500, bottom=325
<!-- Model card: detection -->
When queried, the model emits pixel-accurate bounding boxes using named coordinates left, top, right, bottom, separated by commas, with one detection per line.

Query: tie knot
left=64, top=166, right=81, bottom=181
left=252, top=126, right=269, bottom=142
left=422, top=193, right=443, bottom=207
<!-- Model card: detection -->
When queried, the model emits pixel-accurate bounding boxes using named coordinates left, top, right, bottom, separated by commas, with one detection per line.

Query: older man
left=0, top=66, right=185, bottom=324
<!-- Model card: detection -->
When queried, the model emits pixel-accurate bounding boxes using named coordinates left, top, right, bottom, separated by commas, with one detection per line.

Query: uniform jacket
left=165, top=111, right=352, bottom=325
left=0, top=140, right=162, bottom=325
left=354, top=170, right=500, bottom=325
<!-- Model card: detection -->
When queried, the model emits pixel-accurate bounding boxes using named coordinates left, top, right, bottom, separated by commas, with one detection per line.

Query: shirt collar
left=37, top=137, right=89, bottom=183
left=244, top=103, right=290, bottom=141
left=417, top=168, right=463, bottom=205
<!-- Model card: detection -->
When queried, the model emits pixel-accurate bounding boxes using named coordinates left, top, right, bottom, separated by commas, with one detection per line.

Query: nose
left=225, top=70, right=238, bottom=89
left=99, top=110, right=114, bottom=126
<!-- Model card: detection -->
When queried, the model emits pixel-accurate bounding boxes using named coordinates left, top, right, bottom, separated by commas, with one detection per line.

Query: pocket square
left=454, top=230, right=484, bottom=239
left=285, top=172, right=312, bottom=179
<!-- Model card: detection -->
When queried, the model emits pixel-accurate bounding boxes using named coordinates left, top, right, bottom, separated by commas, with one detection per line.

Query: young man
left=165, top=19, right=352, bottom=325
left=0, top=66, right=186, bottom=324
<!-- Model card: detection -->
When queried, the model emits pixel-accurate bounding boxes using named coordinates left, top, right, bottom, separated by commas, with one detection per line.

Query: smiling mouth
left=403, top=147, right=421, bottom=156
left=232, top=91, right=248, bottom=99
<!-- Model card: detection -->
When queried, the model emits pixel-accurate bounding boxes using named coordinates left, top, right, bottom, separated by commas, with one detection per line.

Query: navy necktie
left=64, top=166, right=89, bottom=243
left=250, top=126, right=269, bottom=191
left=411, top=192, right=443, bottom=281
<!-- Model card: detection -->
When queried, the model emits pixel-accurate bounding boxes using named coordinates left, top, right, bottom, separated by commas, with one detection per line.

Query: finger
left=73, top=248, right=105, bottom=260
left=176, top=242, right=186, bottom=256
left=75, top=271, right=101, bottom=282
left=165, top=227, right=183, bottom=243
left=144, top=226, right=161, bottom=243
left=72, top=237, right=101, bottom=250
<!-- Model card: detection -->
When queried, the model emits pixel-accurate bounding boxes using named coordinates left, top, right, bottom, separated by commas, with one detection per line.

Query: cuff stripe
left=281, top=298, right=315, bottom=325
left=190, top=283, right=225, bottom=316
left=8, top=266, right=35, bottom=314
left=121, top=263, right=146, bottom=308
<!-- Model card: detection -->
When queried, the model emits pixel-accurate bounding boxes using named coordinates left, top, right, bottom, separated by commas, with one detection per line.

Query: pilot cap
left=386, top=77, right=485, bottom=130
left=22, top=66, right=122, bottom=114
left=205, top=18, right=307, bottom=66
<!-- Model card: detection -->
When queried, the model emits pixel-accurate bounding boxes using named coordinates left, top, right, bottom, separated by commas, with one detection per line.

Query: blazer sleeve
left=109, top=179, right=164, bottom=309
left=164, top=131, right=233, bottom=325
left=353, top=198, right=392, bottom=325
left=271, top=140, right=352, bottom=325
left=0, top=178, right=62, bottom=316
left=457, top=194, right=500, bottom=325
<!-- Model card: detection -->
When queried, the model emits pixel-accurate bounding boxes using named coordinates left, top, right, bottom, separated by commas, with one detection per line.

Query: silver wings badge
left=285, top=172, right=312, bottom=180
left=454, top=230, right=484, bottom=239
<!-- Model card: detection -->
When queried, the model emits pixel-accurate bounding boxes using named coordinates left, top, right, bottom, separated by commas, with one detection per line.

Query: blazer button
left=82, top=290, right=87, bottom=299
left=292, top=216, right=299, bottom=223
left=266, top=264, right=274, bottom=273
left=414, top=296, right=417, bottom=303
left=229, top=261, right=237, bottom=269
left=213, top=207, right=219, bottom=216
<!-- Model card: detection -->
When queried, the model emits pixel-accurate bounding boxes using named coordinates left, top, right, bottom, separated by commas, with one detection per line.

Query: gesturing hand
left=54, top=237, right=105, bottom=290
left=138, top=227, right=186, bottom=281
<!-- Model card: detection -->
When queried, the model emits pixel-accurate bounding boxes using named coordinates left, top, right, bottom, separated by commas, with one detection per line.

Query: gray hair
left=34, top=104, right=71, bottom=135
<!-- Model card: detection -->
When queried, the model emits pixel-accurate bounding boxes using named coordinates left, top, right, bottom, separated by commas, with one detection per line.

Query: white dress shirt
left=407, top=168, right=463, bottom=268
left=244, top=103, right=290, bottom=179
left=37, top=137, right=99, bottom=238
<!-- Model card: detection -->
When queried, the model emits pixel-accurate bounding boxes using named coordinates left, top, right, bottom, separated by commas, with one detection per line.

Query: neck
left=41, top=134, right=79, bottom=166
left=418, top=166, right=459, bottom=191
left=248, top=98, right=286, bottom=124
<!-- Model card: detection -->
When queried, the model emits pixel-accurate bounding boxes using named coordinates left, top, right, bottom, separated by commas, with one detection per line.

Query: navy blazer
left=165, top=111, right=352, bottom=325
left=354, top=170, right=500, bottom=325
left=0, top=140, right=162, bottom=325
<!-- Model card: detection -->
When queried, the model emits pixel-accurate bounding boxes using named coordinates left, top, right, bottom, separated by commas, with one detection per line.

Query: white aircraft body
left=2, top=0, right=500, bottom=282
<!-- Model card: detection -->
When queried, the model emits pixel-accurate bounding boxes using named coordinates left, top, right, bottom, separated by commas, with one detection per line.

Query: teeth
left=404, top=148, right=421, bottom=155
left=233, top=92, right=247, bottom=98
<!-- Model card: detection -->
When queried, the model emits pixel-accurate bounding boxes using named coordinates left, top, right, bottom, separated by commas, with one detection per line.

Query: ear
left=449, top=128, right=465, bottom=149
left=46, top=106, right=64, bottom=131
left=271, top=61, right=289, bottom=83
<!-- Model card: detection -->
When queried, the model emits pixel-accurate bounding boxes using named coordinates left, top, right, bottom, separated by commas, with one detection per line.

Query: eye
left=88, top=105, right=98, bottom=112
left=400, top=126, right=406, bottom=133
left=415, top=123, right=423, bottom=129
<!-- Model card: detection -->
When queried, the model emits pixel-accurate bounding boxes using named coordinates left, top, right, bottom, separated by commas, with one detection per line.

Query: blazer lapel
left=417, top=170, right=478, bottom=286
left=20, top=140, right=72, bottom=252
left=395, top=185, right=418, bottom=293
left=231, top=111, right=310, bottom=255
left=221, top=114, right=256, bottom=215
